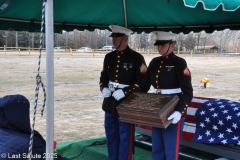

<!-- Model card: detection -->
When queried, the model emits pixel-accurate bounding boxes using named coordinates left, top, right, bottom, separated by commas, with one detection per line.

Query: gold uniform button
left=116, top=70, right=118, bottom=72
left=118, top=60, right=120, bottom=63
left=115, top=80, right=118, bottom=82
left=125, top=92, right=127, bottom=94
left=116, top=75, right=118, bottom=77
left=161, top=61, right=163, bottom=63
left=117, top=65, right=119, bottom=67
left=156, top=75, right=158, bottom=78
left=160, top=66, right=162, bottom=68
left=118, top=56, right=120, bottom=58
left=184, top=108, right=186, bottom=110
left=182, top=111, right=184, bottom=114
left=157, top=86, right=159, bottom=89
left=158, top=70, right=160, bottom=73
left=156, top=81, right=158, bottom=83
left=133, top=88, right=135, bottom=89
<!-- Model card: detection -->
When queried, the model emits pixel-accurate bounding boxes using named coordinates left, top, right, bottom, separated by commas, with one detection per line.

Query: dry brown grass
left=0, top=52, right=239, bottom=142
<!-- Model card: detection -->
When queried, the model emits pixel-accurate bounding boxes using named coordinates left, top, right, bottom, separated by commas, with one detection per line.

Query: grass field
left=0, top=51, right=239, bottom=142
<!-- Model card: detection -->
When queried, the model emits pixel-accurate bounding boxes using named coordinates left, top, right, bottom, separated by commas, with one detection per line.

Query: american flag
left=193, top=98, right=240, bottom=145
left=136, top=97, right=240, bottom=145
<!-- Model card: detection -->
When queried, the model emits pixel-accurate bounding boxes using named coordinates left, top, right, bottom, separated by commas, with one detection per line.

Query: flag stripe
left=187, top=107, right=197, bottom=116
left=182, top=97, right=210, bottom=141
left=182, top=132, right=195, bottom=142
left=192, top=97, right=210, bottom=103
left=185, top=114, right=196, bottom=124
left=182, top=122, right=196, bottom=141
left=183, top=123, right=196, bottom=133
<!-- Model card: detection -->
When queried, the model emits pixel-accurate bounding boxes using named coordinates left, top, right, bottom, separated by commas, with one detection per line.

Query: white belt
left=152, top=88, right=182, bottom=94
left=109, top=81, right=129, bottom=89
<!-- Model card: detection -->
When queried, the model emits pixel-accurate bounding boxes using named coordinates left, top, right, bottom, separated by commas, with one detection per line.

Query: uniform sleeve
left=138, top=60, right=154, bottom=92
left=122, top=55, right=147, bottom=95
left=175, top=58, right=193, bottom=115
left=99, top=55, right=109, bottom=91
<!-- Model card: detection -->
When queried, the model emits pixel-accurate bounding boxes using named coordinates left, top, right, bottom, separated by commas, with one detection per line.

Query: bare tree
left=1, top=29, right=240, bottom=53
left=176, top=33, right=184, bottom=51
left=0, top=31, right=4, bottom=46
left=195, top=32, right=201, bottom=51
left=183, top=33, right=196, bottom=51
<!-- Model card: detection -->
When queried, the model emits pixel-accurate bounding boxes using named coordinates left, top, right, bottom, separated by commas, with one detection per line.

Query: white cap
left=152, top=31, right=176, bottom=45
left=109, top=25, right=133, bottom=37
left=153, top=31, right=176, bottom=41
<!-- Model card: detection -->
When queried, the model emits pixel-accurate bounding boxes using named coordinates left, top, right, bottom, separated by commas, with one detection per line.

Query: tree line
left=0, top=29, right=239, bottom=53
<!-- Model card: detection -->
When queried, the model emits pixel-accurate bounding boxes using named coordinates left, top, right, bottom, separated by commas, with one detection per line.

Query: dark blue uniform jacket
left=0, top=94, right=69, bottom=160
left=140, top=53, right=193, bottom=116
left=100, top=46, right=147, bottom=117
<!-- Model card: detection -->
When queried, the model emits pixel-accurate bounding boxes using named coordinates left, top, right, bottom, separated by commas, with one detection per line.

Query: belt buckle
left=114, top=83, right=119, bottom=88
left=156, top=89, right=161, bottom=94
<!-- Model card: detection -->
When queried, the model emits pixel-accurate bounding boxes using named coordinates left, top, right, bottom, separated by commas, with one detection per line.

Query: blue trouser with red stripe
left=104, top=112, right=135, bottom=160
left=152, top=118, right=185, bottom=160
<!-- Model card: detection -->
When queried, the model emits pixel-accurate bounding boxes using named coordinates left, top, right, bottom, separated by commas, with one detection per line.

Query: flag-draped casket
left=136, top=97, right=240, bottom=145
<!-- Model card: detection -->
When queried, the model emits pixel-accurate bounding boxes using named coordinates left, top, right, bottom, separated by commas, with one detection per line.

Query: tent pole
left=45, top=0, right=54, bottom=159
left=122, top=0, right=128, bottom=28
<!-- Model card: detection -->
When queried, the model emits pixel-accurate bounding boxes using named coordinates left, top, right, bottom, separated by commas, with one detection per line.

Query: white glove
left=112, top=89, right=125, bottom=101
left=102, top=88, right=111, bottom=98
left=167, top=111, right=182, bottom=124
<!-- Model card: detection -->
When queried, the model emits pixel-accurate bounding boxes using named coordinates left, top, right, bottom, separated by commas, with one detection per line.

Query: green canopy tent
left=1, top=0, right=240, bottom=33
left=1, top=0, right=240, bottom=159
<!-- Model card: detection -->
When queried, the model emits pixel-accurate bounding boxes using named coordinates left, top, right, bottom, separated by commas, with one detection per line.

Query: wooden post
left=70, top=48, right=72, bottom=57
left=204, top=50, right=205, bottom=56
left=4, top=45, right=6, bottom=54
left=18, top=49, right=21, bottom=57
left=204, top=83, right=207, bottom=88
left=191, top=50, right=193, bottom=57
left=28, top=46, right=30, bottom=54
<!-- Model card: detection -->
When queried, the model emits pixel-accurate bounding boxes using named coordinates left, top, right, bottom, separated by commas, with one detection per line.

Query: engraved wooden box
left=116, top=92, right=179, bottom=128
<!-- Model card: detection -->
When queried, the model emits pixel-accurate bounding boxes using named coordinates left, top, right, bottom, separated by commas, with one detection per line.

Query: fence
left=0, top=45, right=157, bottom=57
left=0, top=45, right=105, bottom=57
left=0, top=45, right=229, bottom=58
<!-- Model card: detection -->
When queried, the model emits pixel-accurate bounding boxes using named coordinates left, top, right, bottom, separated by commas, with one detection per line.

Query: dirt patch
left=0, top=53, right=239, bottom=142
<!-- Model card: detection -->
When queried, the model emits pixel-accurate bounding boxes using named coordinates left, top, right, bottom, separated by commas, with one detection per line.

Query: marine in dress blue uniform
left=140, top=31, right=193, bottom=160
left=99, top=25, right=147, bottom=160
